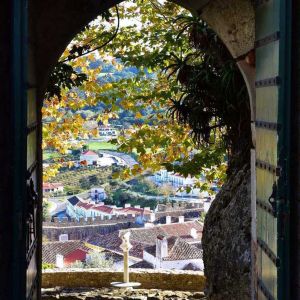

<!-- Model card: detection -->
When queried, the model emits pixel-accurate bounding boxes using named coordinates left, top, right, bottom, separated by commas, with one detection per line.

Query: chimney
left=150, top=213, right=156, bottom=222
left=125, top=203, right=131, bottom=208
left=156, top=235, right=168, bottom=260
left=191, top=228, right=198, bottom=239
left=59, top=234, right=68, bottom=242
left=166, top=215, right=171, bottom=224
left=178, top=216, right=184, bottom=223
left=134, top=205, right=141, bottom=209
left=56, top=254, right=64, bottom=268
left=144, top=222, right=155, bottom=228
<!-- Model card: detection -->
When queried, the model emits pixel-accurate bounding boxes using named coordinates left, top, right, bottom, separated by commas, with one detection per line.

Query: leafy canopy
left=41, top=0, right=250, bottom=192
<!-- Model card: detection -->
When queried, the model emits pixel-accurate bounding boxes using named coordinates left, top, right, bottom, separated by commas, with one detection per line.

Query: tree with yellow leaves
left=43, top=0, right=249, bottom=194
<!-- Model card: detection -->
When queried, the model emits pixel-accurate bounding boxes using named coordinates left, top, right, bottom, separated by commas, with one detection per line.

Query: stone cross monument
left=111, top=231, right=141, bottom=289
left=120, top=231, right=132, bottom=283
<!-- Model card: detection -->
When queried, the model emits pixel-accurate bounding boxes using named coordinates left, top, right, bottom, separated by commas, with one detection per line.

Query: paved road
left=98, top=150, right=138, bottom=167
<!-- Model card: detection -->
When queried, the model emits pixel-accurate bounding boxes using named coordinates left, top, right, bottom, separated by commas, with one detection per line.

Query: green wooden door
left=26, top=87, right=40, bottom=300
left=26, top=19, right=42, bottom=300
left=12, top=0, right=42, bottom=299
left=256, top=1, right=291, bottom=299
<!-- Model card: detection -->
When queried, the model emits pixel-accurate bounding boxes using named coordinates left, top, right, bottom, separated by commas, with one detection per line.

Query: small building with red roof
left=43, top=182, right=64, bottom=194
left=79, top=150, right=100, bottom=165
left=42, top=240, right=90, bottom=268
left=66, top=195, right=153, bottom=221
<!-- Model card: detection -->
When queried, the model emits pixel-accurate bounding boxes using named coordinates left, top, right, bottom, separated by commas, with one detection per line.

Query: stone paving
left=41, top=288, right=207, bottom=300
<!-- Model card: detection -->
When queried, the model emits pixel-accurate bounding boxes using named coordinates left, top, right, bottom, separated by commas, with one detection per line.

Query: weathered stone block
left=202, top=164, right=251, bottom=300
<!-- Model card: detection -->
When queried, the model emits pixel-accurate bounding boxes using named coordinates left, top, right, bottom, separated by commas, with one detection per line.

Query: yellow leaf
left=135, top=112, right=142, bottom=119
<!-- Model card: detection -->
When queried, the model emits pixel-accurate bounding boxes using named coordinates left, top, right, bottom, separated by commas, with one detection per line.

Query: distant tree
left=199, top=211, right=206, bottom=223
left=42, top=263, right=56, bottom=270
left=132, top=177, right=158, bottom=195
left=68, top=260, right=84, bottom=268
left=42, top=199, right=50, bottom=221
left=159, top=184, right=175, bottom=201
left=89, top=175, right=99, bottom=186
left=42, top=235, right=49, bottom=243
left=79, top=177, right=90, bottom=189
left=112, top=189, right=131, bottom=206
left=82, top=145, right=89, bottom=152
left=85, top=251, right=114, bottom=269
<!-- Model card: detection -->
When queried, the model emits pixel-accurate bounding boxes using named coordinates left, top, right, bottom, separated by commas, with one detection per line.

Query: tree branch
left=60, top=5, right=120, bottom=63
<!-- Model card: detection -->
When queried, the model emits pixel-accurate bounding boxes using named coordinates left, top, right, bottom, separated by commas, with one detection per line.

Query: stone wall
left=42, top=268, right=206, bottom=292
left=44, top=216, right=137, bottom=227
left=43, top=222, right=139, bottom=241
left=155, top=208, right=203, bottom=219
left=43, top=208, right=203, bottom=228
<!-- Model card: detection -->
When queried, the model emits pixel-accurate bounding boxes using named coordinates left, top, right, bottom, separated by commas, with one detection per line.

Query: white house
left=90, top=187, right=107, bottom=202
left=99, top=125, right=119, bottom=137
left=79, top=150, right=121, bottom=167
left=143, top=235, right=204, bottom=271
left=66, top=196, right=113, bottom=220
left=43, top=182, right=64, bottom=194
left=79, top=150, right=100, bottom=165
left=154, top=169, right=169, bottom=183
left=154, top=170, right=197, bottom=186
left=154, top=170, right=202, bottom=197
left=97, top=153, right=116, bottom=167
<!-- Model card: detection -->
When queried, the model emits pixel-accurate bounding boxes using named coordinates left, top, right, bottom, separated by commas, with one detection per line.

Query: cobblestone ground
left=42, top=288, right=207, bottom=300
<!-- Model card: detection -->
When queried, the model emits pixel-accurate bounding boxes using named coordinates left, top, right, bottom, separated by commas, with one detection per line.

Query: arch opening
left=38, top=1, right=255, bottom=298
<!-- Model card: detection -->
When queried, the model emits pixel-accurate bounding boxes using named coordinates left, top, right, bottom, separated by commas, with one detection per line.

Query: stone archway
left=31, top=0, right=255, bottom=299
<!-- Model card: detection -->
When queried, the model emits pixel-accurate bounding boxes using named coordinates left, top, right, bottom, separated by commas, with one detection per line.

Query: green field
left=49, top=166, right=112, bottom=187
left=43, top=151, right=62, bottom=160
left=87, top=141, right=118, bottom=151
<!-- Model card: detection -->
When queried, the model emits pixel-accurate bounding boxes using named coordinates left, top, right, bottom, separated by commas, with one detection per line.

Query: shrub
left=85, top=252, right=114, bottom=269
left=42, top=263, right=55, bottom=270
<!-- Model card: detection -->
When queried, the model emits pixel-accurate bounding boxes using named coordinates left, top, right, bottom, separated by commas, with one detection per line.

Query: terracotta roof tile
left=92, top=205, right=114, bottom=214
left=76, top=202, right=94, bottom=210
left=87, top=232, right=144, bottom=258
left=43, top=182, right=64, bottom=189
left=87, top=221, right=203, bottom=260
left=163, top=238, right=203, bottom=261
left=144, top=236, right=202, bottom=261
left=126, top=221, right=203, bottom=245
left=82, top=151, right=98, bottom=156
left=42, top=240, right=90, bottom=264
left=87, top=232, right=121, bottom=251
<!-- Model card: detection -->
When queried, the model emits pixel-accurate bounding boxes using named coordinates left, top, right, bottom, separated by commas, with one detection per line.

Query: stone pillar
left=119, top=232, right=132, bottom=283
